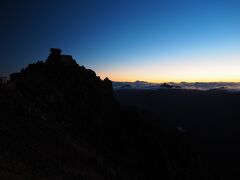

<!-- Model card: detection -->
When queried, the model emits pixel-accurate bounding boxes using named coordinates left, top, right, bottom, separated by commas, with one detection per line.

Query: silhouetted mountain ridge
left=0, top=49, right=211, bottom=179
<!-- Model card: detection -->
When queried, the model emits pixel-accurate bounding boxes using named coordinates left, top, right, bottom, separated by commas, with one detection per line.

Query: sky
left=1, top=0, right=240, bottom=82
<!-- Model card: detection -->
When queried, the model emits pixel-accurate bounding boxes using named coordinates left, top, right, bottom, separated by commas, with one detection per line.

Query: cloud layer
left=113, top=81, right=240, bottom=92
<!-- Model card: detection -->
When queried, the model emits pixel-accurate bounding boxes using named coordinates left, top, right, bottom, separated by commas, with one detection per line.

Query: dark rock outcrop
left=160, top=83, right=174, bottom=89
left=0, top=49, right=211, bottom=179
left=160, top=83, right=181, bottom=89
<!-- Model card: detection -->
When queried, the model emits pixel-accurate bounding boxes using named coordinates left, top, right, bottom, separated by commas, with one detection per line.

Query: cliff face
left=0, top=49, right=210, bottom=180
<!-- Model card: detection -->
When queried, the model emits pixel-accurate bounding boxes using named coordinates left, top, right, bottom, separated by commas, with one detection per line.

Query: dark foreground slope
left=115, top=89, right=240, bottom=180
left=0, top=49, right=210, bottom=180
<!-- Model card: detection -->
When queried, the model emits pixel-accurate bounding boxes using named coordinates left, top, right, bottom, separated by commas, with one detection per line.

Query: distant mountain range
left=113, top=81, right=240, bottom=91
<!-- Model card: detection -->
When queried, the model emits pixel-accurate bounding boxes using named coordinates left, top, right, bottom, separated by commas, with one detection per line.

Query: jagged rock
left=47, top=48, right=62, bottom=59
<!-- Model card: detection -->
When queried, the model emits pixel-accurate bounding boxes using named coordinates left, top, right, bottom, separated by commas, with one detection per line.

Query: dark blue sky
left=1, top=0, right=240, bottom=82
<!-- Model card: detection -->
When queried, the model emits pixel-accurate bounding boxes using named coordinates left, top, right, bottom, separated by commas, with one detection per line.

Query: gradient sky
left=1, top=0, right=240, bottom=82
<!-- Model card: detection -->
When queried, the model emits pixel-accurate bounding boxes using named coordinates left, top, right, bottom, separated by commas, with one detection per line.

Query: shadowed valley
left=115, top=89, right=240, bottom=179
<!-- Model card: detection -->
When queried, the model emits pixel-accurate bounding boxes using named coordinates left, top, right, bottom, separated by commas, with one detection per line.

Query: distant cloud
left=113, top=81, right=240, bottom=92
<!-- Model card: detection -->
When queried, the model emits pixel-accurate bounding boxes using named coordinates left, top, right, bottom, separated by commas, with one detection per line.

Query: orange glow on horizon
left=99, top=74, right=240, bottom=83
left=96, top=55, right=240, bottom=83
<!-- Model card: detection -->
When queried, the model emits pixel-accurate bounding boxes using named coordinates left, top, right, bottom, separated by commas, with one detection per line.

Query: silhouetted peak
left=103, top=77, right=111, bottom=83
left=103, top=77, right=113, bottom=90
left=8, top=49, right=115, bottom=103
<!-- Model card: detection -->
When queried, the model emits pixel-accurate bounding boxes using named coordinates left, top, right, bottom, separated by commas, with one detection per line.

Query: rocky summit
left=0, top=49, right=211, bottom=180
